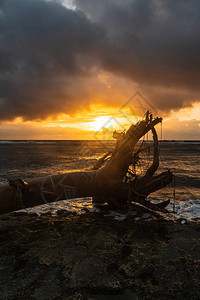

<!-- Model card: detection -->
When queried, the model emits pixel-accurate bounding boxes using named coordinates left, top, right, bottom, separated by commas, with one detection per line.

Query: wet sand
left=0, top=210, right=200, bottom=299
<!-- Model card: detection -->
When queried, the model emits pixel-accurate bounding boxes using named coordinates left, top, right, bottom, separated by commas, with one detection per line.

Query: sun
left=91, top=116, right=112, bottom=131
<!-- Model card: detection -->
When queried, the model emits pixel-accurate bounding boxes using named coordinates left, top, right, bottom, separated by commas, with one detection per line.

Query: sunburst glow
left=90, top=116, right=112, bottom=131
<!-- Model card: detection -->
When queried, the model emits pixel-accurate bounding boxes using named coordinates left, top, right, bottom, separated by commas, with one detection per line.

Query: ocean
left=0, top=140, right=200, bottom=221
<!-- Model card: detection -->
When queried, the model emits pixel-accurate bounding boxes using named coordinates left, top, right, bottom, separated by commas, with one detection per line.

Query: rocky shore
left=0, top=210, right=200, bottom=299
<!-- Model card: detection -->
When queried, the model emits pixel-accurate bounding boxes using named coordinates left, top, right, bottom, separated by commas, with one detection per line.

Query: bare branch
left=144, top=118, right=159, bottom=177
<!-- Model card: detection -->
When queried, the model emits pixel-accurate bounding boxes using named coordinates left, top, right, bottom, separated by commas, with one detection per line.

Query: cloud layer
left=0, top=0, right=200, bottom=121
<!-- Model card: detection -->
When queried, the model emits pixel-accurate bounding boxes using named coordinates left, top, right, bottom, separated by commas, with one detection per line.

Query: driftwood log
left=0, top=112, right=173, bottom=215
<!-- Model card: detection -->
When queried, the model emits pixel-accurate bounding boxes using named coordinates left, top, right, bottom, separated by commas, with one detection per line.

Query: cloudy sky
left=0, top=0, right=199, bottom=139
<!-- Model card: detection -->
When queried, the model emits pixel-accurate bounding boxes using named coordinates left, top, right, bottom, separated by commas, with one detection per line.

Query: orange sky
left=0, top=101, right=200, bottom=140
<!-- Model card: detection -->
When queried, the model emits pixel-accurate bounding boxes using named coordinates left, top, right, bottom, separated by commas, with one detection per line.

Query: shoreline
left=0, top=210, right=200, bottom=299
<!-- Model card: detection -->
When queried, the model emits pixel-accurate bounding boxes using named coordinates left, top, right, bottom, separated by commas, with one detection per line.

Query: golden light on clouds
left=0, top=104, right=140, bottom=140
left=41, top=104, right=137, bottom=137
left=167, top=102, right=200, bottom=121
left=0, top=102, right=199, bottom=140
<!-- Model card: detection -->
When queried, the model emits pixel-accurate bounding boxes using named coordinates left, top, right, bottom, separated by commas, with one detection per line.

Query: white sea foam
left=0, top=140, right=55, bottom=144
left=0, top=141, right=20, bottom=144
left=168, top=199, right=200, bottom=221
left=19, top=197, right=94, bottom=216
left=16, top=198, right=200, bottom=223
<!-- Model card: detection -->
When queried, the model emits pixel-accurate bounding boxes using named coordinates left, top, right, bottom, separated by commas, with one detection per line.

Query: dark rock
left=71, top=257, right=107, bottom=283
left=120, top=245, right=133, bottom=258
left=0, top=212, right=200, bottom=299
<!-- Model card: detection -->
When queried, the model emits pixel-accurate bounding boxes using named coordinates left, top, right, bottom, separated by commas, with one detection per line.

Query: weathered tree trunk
left=0, top=112, right=173, bottom=215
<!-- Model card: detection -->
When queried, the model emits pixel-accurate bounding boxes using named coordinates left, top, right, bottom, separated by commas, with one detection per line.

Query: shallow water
left=15, top=197, right=200, bottom=223
left=0, top=140, right=200, bottom=221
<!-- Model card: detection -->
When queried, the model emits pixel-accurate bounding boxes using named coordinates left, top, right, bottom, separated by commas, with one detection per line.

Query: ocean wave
left=0, top=141, right=26, bottom=144
left=0, top=140, right=56, bottom=144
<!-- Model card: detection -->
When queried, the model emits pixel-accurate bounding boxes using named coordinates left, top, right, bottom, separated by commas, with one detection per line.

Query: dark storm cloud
left=75, top=0, right=200, bottom=88
left=0, top=0, right=200, bottom=121
left=0, top=0, right=105, bottom=120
